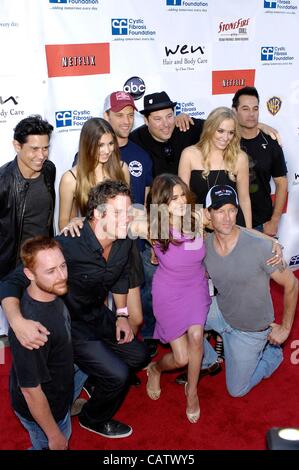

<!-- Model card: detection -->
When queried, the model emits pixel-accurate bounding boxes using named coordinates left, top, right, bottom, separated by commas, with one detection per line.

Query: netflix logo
left=45, top=43, right=110, bottom=78
left=212, top=69, right=255, bottom=95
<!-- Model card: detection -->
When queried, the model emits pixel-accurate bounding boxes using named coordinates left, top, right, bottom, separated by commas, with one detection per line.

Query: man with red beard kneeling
left=8, top=236, right=85, bottom=450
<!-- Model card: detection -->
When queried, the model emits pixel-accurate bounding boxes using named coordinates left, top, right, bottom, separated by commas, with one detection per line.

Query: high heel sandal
left=185, top=383, right=200, bottom=423
left=215, top=337, right=224, bottom=362
left=146, top=362, right=161, bottom=400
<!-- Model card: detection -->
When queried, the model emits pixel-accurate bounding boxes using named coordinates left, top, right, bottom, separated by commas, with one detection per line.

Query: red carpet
left=0, top=271, right=298, bottom=450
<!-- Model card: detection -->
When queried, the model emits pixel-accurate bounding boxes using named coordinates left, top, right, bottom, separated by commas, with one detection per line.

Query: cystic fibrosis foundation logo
left=264, top=0, right=277, bottom=7
left=264, top=0, right=297, bottom=13
left=289, top=254, right=299, bottom=268
left=49, top=0, right=99, bottom=4
left=55, top=110, right=91, bottom=130
left=212, top=69, right=255, bottom=95
left=261, top=46, right=294, bottom=64
left=111, top=18, right=156, bottom=39
left=45, top=43, right=110, bottom=78
left=166, top=0, right=208, bottom=9
left=175, top=102, right=205, bottom=118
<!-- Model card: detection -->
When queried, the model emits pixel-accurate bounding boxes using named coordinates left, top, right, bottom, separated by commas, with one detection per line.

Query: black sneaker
left=143, top=339, right=158, bottom=358
left=79, top=416, right=133, bottom=439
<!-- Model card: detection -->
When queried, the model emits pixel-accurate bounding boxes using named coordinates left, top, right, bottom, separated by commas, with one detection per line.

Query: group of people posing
left=0, top=86, right=297, bottom=450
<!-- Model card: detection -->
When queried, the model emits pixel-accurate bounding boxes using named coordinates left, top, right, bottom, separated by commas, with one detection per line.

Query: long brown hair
left=148, top=174, right=198, bottom=253
left=75, top=117, right=127, bottom=215
left=197, top=107, right=241, bottom=181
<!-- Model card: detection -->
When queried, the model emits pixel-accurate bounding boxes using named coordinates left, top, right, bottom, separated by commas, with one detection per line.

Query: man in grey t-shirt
left=203, top=185, right=298, bottom=397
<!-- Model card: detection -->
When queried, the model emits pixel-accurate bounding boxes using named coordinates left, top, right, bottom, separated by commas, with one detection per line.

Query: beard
left=35, top=279, right=68, bottom=296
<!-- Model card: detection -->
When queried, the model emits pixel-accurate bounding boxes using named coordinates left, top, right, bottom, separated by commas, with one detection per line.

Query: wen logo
left=165, top=44, right=204, bottom=56
left=0, top=95, right=18, bottom=105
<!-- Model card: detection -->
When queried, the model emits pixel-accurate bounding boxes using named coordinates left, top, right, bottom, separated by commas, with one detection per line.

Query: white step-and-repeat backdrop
left=1, top=0, right=299, bottom=332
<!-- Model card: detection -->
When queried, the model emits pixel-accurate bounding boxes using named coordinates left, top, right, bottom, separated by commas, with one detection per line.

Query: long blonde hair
left=75, top=117, right=127, bottom=215
left=197, top=107, right=241, bottom=180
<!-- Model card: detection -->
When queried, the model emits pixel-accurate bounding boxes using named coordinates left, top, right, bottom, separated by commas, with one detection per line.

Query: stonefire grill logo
left=45, top=43, right=110, bottom=78
left=267, top=96, right=282, bottom=115
left=212, top=69, right=255, bottom=95
left=218, top=17, right=249, bottom=34
left=217, top=17, right=250, bottom=42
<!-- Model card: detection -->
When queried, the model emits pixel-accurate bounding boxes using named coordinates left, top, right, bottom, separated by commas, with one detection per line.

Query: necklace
left=207, top=169, right=222, bottom=191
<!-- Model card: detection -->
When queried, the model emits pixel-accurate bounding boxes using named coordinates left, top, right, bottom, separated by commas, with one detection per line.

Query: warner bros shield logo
left=267, top=96, right=282, bottom=115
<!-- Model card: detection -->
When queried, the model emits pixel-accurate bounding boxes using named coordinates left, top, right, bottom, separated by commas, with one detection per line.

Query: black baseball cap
left=139, top=91, right=177, bottom=115
left=205, top=185, right=239, bottom=210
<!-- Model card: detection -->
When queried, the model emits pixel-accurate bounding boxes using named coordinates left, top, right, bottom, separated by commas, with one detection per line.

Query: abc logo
left=123, top=76, right=146, bottom=100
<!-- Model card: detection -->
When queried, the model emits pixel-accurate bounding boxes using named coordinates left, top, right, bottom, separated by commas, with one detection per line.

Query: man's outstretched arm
left=268, top=268, right=298, bottom=345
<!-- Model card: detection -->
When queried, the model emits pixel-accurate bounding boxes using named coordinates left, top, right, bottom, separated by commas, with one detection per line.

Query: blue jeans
left=15, top=365, right=87, bottom=450
left=15, top=410, right=71, bottom=450
left=202, top=334, right=218, bottom=369
left=73, top=364, right=88, bottom=401
left=140, top=243, right=157, bottom=339
left=204, top=297, right=283, bottom=396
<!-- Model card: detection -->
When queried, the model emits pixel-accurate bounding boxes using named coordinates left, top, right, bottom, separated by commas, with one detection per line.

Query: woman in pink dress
left=146, top=174, right=211, bottom=423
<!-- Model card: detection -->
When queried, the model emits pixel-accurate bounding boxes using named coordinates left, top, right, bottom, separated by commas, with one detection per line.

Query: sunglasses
left=162, top=144, right=174, bottom=164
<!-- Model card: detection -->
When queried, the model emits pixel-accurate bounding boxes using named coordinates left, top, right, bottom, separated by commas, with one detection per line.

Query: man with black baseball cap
left=202, top=185, right=298, bottom=397
left=130, top=91, right=204, bottom=177
left=205, top=184, right=239, bottom=210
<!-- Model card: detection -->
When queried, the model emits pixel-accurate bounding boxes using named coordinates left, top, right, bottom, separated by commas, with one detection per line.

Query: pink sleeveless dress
left=152, top=233, right=211, bottom=344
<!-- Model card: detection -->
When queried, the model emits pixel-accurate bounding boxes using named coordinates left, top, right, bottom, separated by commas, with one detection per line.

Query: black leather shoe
left=79, top=417, right=132, bottom=438
left=83, top=380, right=95, bottom=398
left=143, top=339, right=158, bottom=358
left=129, top=371, right=141, bottom=387
left=175, top=361, right=222, bottom=385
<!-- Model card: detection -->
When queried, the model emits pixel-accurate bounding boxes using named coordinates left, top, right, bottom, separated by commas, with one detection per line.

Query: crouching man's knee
left=226, top=382, right=251, bottom=398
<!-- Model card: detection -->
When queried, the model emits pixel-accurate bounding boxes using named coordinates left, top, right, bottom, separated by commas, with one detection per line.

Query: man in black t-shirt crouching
left=9, top=236, right=76, bottom=450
